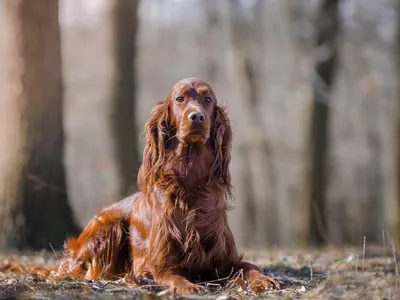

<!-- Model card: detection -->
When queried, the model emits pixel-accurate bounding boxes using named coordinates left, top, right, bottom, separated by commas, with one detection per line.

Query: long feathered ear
left=210, top=105, right=233, bottom=195
left=138, top=100, right=171, bottom=192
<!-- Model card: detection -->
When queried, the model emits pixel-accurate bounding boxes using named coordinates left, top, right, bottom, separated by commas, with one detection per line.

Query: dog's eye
left=176, top=96, right=185, bottom=103
left=204, top=97, right=212, bottom=104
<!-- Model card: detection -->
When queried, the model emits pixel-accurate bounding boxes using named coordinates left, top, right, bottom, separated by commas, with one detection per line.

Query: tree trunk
left=0, top=0, right=78, bottom=249
left=226, top=0, right=317, bottom=247
left=306, top=0, right=340, bottom=244
left=397, top=0, right=400, bottom=244
left=110, top=0, right=140, bottom=196
left=200, top=0, right=220, bottom=82
left=62, top=0, right=140, bottom=227
left=225, top=0, right=276, bottom=248
left=326, top=0, right=398, bottom=244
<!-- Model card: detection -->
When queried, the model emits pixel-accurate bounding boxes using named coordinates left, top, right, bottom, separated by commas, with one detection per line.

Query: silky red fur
left=56, top=78, right=280, bottom=294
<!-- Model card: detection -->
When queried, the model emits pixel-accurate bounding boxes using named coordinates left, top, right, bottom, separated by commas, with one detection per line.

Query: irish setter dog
left=56, top=78, right=280, bottom=294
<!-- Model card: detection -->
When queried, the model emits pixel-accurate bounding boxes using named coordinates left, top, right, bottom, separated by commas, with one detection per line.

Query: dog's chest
left=178, top=206, right=227, bottom=268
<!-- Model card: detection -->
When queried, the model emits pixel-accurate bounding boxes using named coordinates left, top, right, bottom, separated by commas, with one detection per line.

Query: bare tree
left=397, top=0, right=400, bottom=244
left=0, top=0, right=78, bottom=249
left=305, top=0, right=340, bottom=244
left=226, top=0, right=320, bottom=247
left=326, top=0, right=398, bottom=244
left=63, top=0, right=140, bottom=227
left=110, top=0, right=141, bottom=195
left=225, top=0, right=276, bottom=247
left=200, top=0, right=220, bottom=82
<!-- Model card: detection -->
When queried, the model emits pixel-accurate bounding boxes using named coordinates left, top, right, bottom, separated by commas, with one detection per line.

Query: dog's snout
left=188, top=111, right=205, bottom=124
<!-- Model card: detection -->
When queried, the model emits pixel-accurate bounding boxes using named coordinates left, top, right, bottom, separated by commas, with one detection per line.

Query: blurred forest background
left=0, top=0, right=398, bottom=252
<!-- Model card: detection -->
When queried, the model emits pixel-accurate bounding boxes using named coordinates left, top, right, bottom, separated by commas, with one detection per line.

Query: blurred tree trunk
left=110, top=0, right=140, bottom=195
left=0, top=0, right=78, bottom=249
left=226, top=0, right=276, bottom=247
left=304, top=0, right=340, bottom=245
left=201, top=0, right=219, bottom=82
left=326, top=0, right=398, bottom=244
left=63, top=0, right=140, bottom=227
left=397, top=0, right=400, bottom=244
left=227, top=0, right=317, bottom=247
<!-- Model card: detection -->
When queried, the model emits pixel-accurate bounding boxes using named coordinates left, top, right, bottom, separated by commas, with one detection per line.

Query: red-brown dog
left=57, top=78, right=280, bottom=294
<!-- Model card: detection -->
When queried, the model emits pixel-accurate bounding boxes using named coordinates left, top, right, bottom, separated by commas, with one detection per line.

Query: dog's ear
left=210, top=105, right=233, bottom=193
left=138, top=100, right=171, bottom=192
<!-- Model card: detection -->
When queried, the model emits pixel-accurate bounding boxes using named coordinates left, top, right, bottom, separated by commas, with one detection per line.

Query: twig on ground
left=309, top=259, right=313, bottom=281
left=382, top=229, right=387, bottom=257
left=389, top=236, right=399, bottom=288
left=362, top=236, right=366, bottom=272
left=355, top=255, right=359, bottom=277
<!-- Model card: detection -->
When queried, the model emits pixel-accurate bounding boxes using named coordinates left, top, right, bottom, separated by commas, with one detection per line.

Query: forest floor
left=0, top=245, right=399, bottom=299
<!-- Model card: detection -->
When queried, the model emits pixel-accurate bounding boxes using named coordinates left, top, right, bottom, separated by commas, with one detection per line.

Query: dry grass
left=0, top=245, right=399, bottom=299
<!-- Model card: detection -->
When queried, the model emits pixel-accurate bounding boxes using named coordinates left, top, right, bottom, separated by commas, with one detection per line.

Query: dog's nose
left=188, top=111, right=205, bottom=124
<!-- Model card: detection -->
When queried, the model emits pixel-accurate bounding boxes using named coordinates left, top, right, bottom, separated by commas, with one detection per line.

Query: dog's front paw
left=174, top=282, right=205, bottom=295
left=247, top=270, right=281, bottom=292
